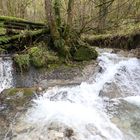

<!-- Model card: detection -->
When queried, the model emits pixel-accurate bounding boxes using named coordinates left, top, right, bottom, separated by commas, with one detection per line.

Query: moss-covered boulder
left=74, top=45, right=98, bottom=61
left=0, top=88, right=39, bottom=108
left=13, top=54, right=30, bottom=72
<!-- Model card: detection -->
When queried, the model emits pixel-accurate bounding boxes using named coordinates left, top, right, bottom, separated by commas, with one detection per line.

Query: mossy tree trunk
left=44, top=0, right=60, bottom=40
left=44, top=0, right=98, bottom=60
left=98, top=0, right=108, bottom=33
left=45, top=0, right=71, bottom=59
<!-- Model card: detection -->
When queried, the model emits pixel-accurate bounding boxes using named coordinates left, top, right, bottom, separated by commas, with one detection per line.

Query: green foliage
left=54, top=0, right=61, bottom=27
left=5, top=88, right=35, bottom=96
left=1, top=88, right=37, bottom=107
left=13, top=54, right=30, bottom=72
left=0, top=29, right=47, bottom=46
left=0, top=16, right=27, bottom=22
left=47, top=52, right=59, bottom=64
left=0, top=26, right=6, bottom=34
left=0, top=16, right=45, bottom=26
left=0, top=47, right=7, bottom=53
left=54, top=38, right=71, bottom=59
left=29, top=47, right=47, bottom=68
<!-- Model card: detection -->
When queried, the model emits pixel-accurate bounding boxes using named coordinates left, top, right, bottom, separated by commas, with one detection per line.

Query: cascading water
left=6, top=50, right=140, bottom=140
left=0, top=57, right=14, bottom=93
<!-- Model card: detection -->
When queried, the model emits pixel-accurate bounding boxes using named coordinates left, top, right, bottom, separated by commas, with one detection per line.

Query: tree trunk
left=98, top=0, right=108, bottom=33
left=67, top=0, right=74, bottom=26
left=44, top=0, right=60, bottom=40
left=54, top=0, right=61, bottom=27
left=44, top=0, right=70, bottom=59
left=2, top=0, right=8, bottom=15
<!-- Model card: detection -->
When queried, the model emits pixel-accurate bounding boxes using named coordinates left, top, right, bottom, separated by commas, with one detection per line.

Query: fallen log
left=0, top=29, right=50, bottom=52
left=0, top=16, right=47, bottom=31
left=0, top=16, right=46, bottom=27
left=3, top=22, right=46, bottom=30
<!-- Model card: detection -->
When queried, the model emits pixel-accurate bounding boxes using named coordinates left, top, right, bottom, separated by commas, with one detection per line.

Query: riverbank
left=83, top=23, right=140, bottom=51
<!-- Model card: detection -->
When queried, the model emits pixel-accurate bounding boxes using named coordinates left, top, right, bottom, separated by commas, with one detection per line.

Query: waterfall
left=6, top=51, right=140, bottom=140
left=0, top=57, right=14, bottom=93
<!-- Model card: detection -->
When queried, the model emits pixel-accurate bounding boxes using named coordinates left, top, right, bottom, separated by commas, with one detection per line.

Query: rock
left=48, top=130, right=64, bottom=140
left=11, top=121, right=77, bottom=140
left=0, top=87, right=44, bottom=140
left=112, top=48, right=140, bottom=58
left=38, top=61, right=98, bottom=89
left=0, top=87, right=41, bottom=109
left=107, top=99, right=140, bottom=140
left=74, top=45, right=98, bottom=61
left=129, top=48, right=140, bottom=58
left=99, top=82, right=122, bottom=99
left=64, top=128, right=74, bottom=138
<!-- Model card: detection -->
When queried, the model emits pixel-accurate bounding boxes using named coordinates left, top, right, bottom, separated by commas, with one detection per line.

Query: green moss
left=53, top=39, right=71, bottom=59
left=83, top=23, right=140, bottom=43
left=6, top=88, right=36, bottom=96
left=74, top=45, right=98, bottom=61
left=29, top=47, right=47, bottom=68
left=0, top=16, right=27, bottom=22
left=0, top=16, right=45, bottom=26
left=0, top=26, right=6, bottom=34
left=13, top=54, right=30, bottom=72
left=0, top=29, right=47, bottom=46
left=2, top=88, right=37, bottom=107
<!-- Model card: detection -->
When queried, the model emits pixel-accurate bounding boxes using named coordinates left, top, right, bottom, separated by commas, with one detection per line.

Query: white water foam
left=0, top=57, right=14, bottom=93
left=14, top=52, right=140, bottom=140
left=124, top=96, right=140, bottom=107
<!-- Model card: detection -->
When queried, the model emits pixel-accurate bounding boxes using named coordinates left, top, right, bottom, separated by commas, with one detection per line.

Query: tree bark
left=67, top=0, right=74, bottom=26
left=44, top=0, right=60, bottom=40
left=2, top=0, right=8, bottom=15
left=98, top=0, right=108, bottom=33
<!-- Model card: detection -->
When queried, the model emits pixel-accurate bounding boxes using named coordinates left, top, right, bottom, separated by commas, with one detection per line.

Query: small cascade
left=5, top=51, right=140, bottom=140
left=0, top=57, right=14, bottom=93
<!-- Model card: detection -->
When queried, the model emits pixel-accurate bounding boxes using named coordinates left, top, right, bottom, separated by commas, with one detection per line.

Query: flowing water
left=0, top=57, right=14, bottom=93
left=1, top=50, right=140, bottom=140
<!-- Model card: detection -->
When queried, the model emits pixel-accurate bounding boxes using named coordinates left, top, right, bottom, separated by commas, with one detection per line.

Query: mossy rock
left=0, top=88, right=37, bottom=108
left=29, top=47, right=47, bottom=68
left=74, top=45, right=98, bottom=61
left=13, top=54, right=30, bottom=72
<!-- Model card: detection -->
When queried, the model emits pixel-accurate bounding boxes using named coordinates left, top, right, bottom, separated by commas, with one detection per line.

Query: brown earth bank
left=83, top=33, right=140, bottom=51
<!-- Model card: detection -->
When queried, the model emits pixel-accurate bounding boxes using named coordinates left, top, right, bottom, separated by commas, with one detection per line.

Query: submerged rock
left=10, top=121, right=77, bottom=140
left=107, top=99, right=140, bottom=140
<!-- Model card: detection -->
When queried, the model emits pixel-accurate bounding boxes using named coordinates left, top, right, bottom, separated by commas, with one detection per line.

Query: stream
left=0, top=57, right=14, bottom=93
left=0, top=49, right=140, bottom=140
